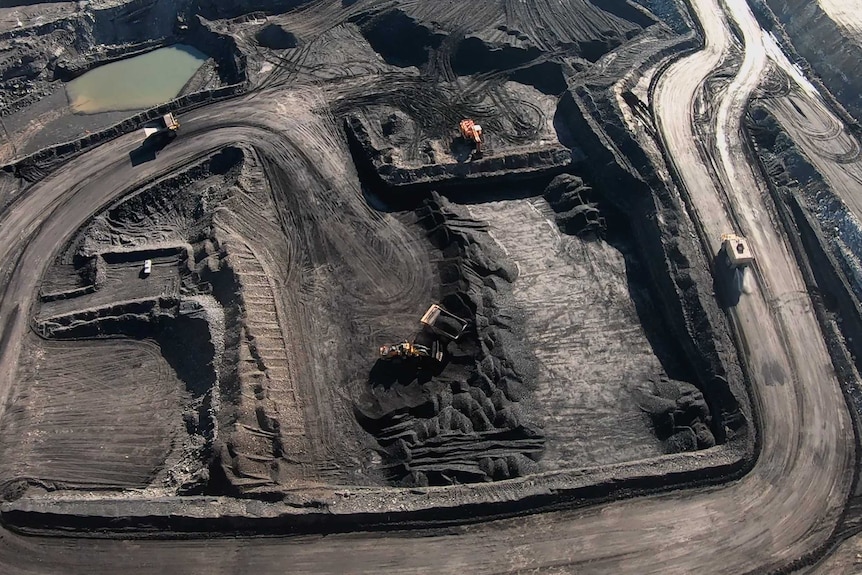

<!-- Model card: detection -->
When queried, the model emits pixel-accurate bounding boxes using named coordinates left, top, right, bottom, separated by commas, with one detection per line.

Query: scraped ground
left=0, top=337, right=182, bottom=489
left=467, top=198, right=665, bottom=469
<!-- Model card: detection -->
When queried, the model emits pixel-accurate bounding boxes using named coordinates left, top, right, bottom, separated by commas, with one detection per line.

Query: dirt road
left=0, top=0, right=855, bottom=571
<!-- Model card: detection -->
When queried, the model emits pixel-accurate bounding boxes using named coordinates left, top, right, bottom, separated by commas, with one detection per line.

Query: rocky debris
left=760, top=0, right=862, bottom=123
left=356, top=192, right=543, bottom=486
left=636, top=376, right=715, bottom=453
left=543, top=173, right=606, bottom=238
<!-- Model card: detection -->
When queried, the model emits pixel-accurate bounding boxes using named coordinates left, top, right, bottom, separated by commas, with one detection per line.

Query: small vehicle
left=142, top=259, right=152, bottom=276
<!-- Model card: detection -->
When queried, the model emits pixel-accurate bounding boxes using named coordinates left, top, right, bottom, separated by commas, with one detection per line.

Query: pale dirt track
left=0, top=0, right=856, bottom=571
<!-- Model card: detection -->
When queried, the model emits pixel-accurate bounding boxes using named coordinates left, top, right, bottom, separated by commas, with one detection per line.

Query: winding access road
left=0, top=0, right=855, bottom=573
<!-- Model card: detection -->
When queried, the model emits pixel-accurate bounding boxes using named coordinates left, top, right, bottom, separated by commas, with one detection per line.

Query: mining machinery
left=378, top=304, right=469, bottom=365
left=459, top=119, right=483, bottom=153
left=720, top=233, right=755, bottom=268
left=378, top=341, right=442, bottom=362
left=141, top=112, right=180, bottom=145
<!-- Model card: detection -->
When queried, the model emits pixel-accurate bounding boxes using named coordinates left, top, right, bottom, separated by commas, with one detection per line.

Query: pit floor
left=467, top=197, right=666, bottom=470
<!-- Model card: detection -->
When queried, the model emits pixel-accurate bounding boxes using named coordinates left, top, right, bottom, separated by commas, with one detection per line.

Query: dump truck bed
left=141, top=113, right=179, bottom=140
left=420, top=304, right=468, bottom=340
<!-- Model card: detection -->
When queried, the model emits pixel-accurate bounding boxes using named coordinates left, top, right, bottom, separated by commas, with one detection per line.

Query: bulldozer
left=459, top=119, right=483, bottom=154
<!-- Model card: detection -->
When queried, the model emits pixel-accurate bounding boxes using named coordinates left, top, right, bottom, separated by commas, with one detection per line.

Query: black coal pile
left=356, top=193, right=544, bottom=487
left=543, top=174, right=607, bottom=237
left=636, top=375, right=716, bottom=453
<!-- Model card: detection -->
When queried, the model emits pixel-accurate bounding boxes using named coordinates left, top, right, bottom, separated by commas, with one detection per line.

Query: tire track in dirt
left=0, top=338, right=181, bottom=490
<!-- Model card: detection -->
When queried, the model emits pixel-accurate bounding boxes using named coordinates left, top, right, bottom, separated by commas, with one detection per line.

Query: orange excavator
left=459, top=119, right=483, bottom=153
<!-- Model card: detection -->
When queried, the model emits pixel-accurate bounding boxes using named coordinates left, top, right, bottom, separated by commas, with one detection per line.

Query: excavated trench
left=2, top=146, right=251, bottom=499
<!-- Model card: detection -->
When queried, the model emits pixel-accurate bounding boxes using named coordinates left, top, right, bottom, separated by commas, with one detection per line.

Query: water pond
left=66, top=44, right=208, bottom=113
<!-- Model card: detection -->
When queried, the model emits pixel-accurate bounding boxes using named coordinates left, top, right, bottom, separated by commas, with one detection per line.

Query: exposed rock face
left=543, top=174, right=606, bottom=237
left=637, top=377, right=715, bottom=453
left=764, top=0, right=862, bottom=121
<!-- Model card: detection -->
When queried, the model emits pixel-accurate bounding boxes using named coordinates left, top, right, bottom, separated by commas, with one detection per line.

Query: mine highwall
left=749, top=0, right=862, bottom=127
left=743, top=116, right=862, bottom=571
left=555, top=85, right=750, bottom=444
left=745, top=107, right=862, bottom=475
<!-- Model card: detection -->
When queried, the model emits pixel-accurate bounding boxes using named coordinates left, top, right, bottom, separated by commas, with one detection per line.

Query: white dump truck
left=420, top=304, right=468, bottom=341
left=721, top=233, right=754, bottom=268
left=141, top=113, right=179, bottom=143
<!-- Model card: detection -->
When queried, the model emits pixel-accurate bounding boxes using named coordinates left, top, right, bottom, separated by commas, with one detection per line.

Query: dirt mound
left=636, top=376, right=716, bottom=452
left=255, top=24, right=298, bottom=50
left=543, top=173, right=607, bottom=237
left=196, top=0, right=312, bottom=20
left=400, top=0, right=651, bottom=57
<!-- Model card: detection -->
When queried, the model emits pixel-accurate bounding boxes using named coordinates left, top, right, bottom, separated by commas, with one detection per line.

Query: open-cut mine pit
left=1, top=0, right=862, bottom=573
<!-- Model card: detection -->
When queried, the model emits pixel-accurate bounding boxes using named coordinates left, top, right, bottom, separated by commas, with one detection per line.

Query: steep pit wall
left=344, top=115, right=575, bottom=208
left=758, top=0, right=862, bottom=124
left=555, top=84, right=750, bottom=447
left=747, top=106, right=862, bottom=428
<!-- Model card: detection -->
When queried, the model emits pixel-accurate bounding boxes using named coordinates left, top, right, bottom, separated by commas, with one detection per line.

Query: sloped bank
left=747, top=104, right=862, bottom=438
left=1, top=439, right=748, bottom=537
left=756, top=0, right=862, bottom=125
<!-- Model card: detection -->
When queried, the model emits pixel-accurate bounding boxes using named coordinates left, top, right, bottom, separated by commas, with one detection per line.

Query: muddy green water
left=66, top=44, right=208, bottom=113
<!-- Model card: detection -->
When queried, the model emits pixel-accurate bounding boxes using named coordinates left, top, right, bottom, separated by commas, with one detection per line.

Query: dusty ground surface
left=0, top=0, right=859, bottom=573
left=0, top=0, right=730, bottom=499
left=466, top=197, right=674, bottom=469
left=0, top=337, right=184, bottom=491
